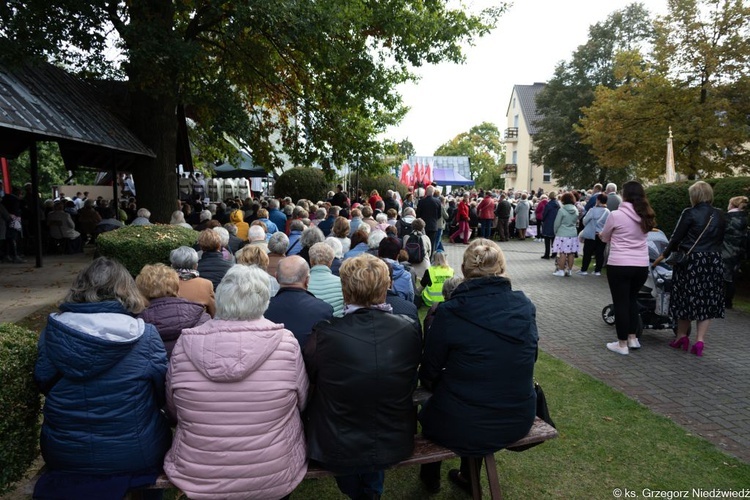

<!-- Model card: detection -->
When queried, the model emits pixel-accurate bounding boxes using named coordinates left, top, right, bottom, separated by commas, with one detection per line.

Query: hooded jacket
left=230, top=210, right=249, bottom=241
left=599, top=201, right=649, bottom=267
left=419, top=277, right=537, bottom=455
left=163, top=318, right=308, bottom=500
left=137, top=297, right=210, bottom=357
left=553, top=204, right=579, bottom=237
left=34, top=301, right=171, bottom=475
left=385, top=258, right=415, bottom=303
left=541, top=200, right=560, bottom=237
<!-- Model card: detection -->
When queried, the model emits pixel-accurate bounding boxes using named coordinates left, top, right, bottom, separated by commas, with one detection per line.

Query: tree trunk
left=128, top=90, right=178, bottom=223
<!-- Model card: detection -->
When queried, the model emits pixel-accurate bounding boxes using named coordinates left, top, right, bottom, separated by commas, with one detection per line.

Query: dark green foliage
left=96, top=225, right=198, bottom=277
left=358, top=175, right=408, bottom=200
left=712, top=177, right=750, bottom=214
left=0, top=323, right=41, bottom=494
left=646, top=181, right=692, bottom=236
left=274, top=168, right=330, bottom=204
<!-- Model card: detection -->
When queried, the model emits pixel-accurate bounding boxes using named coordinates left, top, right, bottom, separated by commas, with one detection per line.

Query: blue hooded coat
left=34, top=301, right=172, bottom=475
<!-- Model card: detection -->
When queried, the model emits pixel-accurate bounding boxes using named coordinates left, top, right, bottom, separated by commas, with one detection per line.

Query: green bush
left=0, top=323, right=41, bottom=494
left=358, top=175, right=408, bottom=200
left=274, top=167, right=330, bottom=203
left=96, top=225, right=198, bottom=276
left=712, top=177, right=750, bottom=213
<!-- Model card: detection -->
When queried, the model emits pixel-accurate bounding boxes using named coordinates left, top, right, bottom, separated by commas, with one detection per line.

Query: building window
left=513, top=114, right=519, bottom=128
left=512, top=150, right=517, bottom=164
left=543, top=167, right=552, bottom=183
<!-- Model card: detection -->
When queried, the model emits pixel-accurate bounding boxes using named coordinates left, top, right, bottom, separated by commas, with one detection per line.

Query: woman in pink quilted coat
left=163, top=264, right=309, bottom=500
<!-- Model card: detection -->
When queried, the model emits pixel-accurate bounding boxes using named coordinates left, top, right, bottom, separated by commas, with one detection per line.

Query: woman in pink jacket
left=163, top=265, right=309, bottom=500
left=599, top=181, right=656, bottom=355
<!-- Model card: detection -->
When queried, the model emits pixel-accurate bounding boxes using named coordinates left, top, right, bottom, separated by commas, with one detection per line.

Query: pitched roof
left=0, top=60, right=154, bottom=165
left=510, top=83, right=546, bottom=135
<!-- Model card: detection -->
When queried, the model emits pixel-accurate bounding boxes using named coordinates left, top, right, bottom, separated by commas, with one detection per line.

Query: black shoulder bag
left=665, top=214, right=714, bottom=268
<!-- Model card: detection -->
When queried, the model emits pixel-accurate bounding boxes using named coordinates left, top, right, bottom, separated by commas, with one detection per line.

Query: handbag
left=507, top=382, right=556, bottom=452
left=665, top=214, right=714, bottom=268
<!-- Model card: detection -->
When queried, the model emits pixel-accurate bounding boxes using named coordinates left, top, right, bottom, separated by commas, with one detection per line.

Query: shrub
left=274, top=167, right=330, bottom=203
left=645, top=181, right=692, bottom=236
left=712, top=177, right=750, bottom=213
left=358, top=175, right=408, bottom=201
left=96, top=225, right=198, bottom=276
left=0, top=324, right=41, bottom=494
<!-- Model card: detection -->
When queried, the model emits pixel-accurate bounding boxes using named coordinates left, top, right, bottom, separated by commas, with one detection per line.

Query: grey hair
left=170, top=210, right=186, bottom=224
left=402, top=207, right=416, bottom=217
left=283, top=204, right=294, bottom=216
left=213, top=226, right=230, bottom=247
left=223, top=223, right=237, bottom=235
left=324, top=237, right=344, bottom=259
left=170, top=245, right=199, bottom=270
left=314, top=207, right=326, bottom=220
left=248, top=225, right=266, bottom=242
left=442, top=276, right=463, bottom=300
left=606, top=183, right=617, bottom=193
left=269, top=199, right=280, bottom=209
left=199, top=209, right=212, bottom=221
left=137, top=208, right=151, bottom=219
left=276, top=255, right=310, bottom=285
left=376, top=213, right=387, bottom=223
left=65, top=257, right=146, bottom=314
left=368, top=230, right=386, bottom=249
left=289, top=219, right=305, bottom=232
left=268, top=231, right=289, bottom=254
left=300, top=226, right=325, bottom=248
left=310, top=241, right=335, bottom=266
left=214, top=265, right=270, bottom=321
left=207, top=203, right=217, bottom=215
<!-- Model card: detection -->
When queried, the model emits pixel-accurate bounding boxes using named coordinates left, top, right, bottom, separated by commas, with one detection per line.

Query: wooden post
left=29, top=141, right=43, bottom=268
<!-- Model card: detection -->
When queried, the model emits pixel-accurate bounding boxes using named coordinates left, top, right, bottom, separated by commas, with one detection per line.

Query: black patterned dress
left=670, top=251, right=725, bottom=321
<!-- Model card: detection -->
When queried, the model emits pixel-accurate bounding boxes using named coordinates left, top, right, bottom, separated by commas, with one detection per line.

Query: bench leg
left=484, top=453, right=503, bottom=499
left=467, top=457, right=483, bottom=500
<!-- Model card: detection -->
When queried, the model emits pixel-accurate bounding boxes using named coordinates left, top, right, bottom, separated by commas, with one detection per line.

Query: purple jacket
left=138, top=297, right=210, bottom=357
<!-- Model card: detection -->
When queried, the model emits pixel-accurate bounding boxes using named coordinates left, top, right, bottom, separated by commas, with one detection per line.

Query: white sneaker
left=564, top=270, right=571, bottom=277
left=607, top=342, right=629, bottom=355
left=552, top=270, right=565, bottom=277
left=594, top=271, right=602, bottom=276
left=576, top=270, right=588, bottom=276
left=628, top=338, right=642, bottom=349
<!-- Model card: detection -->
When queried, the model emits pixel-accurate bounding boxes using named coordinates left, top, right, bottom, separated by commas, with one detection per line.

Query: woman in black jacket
left=721, top=195, right=748, bottom=309
left=304, top=253, right=421, bottom=499
left=655, top=181, right=726, bottom=357
left=419, top=238, right=538, bottom=494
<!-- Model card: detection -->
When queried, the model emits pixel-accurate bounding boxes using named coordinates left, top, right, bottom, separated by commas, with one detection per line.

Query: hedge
left=0, top=323, right=41, bottom=494
left=96, top=225, right=198, bottom=277
left=274, top=167, right=330, bottom=203
left=646, top=177, right=750, bottom=236
left=358, top=175, right=408, bottom=200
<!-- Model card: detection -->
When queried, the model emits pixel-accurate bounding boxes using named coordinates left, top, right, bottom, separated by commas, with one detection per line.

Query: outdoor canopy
left=432, top=168, right=474, bottom=186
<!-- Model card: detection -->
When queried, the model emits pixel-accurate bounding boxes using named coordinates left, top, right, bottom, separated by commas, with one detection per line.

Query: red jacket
left=477, top=196, right=496, bottom=220
left=456, top=201, right=470, bottom=222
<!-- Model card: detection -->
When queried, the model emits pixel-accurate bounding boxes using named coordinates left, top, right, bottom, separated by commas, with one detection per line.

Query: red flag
left=399, top=161, right=412, bottom=186
left=413, top=160, right=422, bottom=186
left=423, top=161, right=433, bottom=185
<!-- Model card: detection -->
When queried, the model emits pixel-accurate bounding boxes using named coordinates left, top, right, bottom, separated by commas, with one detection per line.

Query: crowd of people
left=14, top=176, right=750, bottom=498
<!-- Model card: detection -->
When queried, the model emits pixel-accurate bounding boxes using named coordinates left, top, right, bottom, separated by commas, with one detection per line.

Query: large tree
left=0, top=0, right=503, bottom=220
left=531, top=3, right=654, bottom=188
left=578, top=0, right=750, bottom=180
left=434, top=122, right=505, bottom=188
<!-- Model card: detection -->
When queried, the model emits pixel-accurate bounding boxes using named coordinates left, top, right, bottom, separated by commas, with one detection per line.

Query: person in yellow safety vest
left=421, top=252, right=455, bottom=306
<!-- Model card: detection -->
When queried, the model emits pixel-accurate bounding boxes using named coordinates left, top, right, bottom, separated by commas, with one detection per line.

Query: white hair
left=215, top=265, right=270, bottom=320
left=170, top=210, right=186, bottom=225
left=368, top=230, right=386, bottom=249
left=248, top=225, right=266, bottom=242
left=324, top=237, right=344, bottom=259
left=199, top=209, right=212, bottom=221
left=606, top=183, right=617, bottom=193
left=310, top=241, right=335, bottom=266
left=268, top=231, right=289, bottom=254
left=170, top=245, right=199, bottom=269
left=376, top=213, right=387, bottom=224
left=137, top=208, right=151, bottom=219
left=212, top=226, right=230, bottom=247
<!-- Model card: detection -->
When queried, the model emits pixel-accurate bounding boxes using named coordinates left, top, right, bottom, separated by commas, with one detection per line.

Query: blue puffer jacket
left=34, top=301, right=172, bottom=474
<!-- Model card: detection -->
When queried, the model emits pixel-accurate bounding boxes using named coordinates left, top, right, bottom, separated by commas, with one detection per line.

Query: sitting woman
left=170, top=245, right=216, bottom=317
left=34, top=258, right=171, bottom=499
left=304, top=253, right=421, bottom=499
left=419, top=239, right=538, bottom=494
left=164, top=265, right=309, bottom=500
left=135, top=263, right=210, bottom=357
left=235, top=244, right=280, bottom=296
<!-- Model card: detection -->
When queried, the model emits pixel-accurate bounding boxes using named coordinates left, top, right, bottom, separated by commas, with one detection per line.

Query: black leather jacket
left=303, top=308, right=421, bottom=472
left=665, top=202, right=726, bottom=256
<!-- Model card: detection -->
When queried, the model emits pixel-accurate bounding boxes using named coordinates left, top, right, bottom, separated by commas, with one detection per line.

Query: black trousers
left=581, top=236, right=606, bottom=272
left=497, top=218, right=509, bottom=241
left=606, top=265, right=648, bottom=340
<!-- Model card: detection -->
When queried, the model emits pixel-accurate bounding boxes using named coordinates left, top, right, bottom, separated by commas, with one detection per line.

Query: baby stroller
left=601, top=230, right=677, bottom=336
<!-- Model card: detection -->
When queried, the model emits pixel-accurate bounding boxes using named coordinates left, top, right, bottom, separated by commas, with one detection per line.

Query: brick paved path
left=441, top=238, right=750, bottom=463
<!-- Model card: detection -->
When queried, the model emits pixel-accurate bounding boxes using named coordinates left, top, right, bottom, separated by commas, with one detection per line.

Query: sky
left=385, top=0, right=669, bottom=156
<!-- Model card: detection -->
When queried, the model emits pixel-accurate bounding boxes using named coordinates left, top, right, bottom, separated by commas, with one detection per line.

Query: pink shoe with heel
left=691, top=341, right=704, bottom=357
left=669, top=336, right=689, bottom=351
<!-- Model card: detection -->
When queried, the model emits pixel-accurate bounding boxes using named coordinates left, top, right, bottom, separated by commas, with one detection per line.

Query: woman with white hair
left=164, top=265, right=309, bottom=500
left=297, top=225, right=325, bottom=265
left=130, top=208, right=152, bottom=226
left=170, top=210, right=194, bottom=229
left=33, top=258, right=172, bottom=498
left=170, top=245, right=216, bottom=317
left=267, top=231, right=289, bottom=277
left=213, top=226, right=235, bottom=263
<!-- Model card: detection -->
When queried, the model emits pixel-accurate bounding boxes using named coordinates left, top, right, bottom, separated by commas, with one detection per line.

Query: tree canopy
left=0, top=0, right=504, bottom=219
left=434, top=122, right=505, bottom=188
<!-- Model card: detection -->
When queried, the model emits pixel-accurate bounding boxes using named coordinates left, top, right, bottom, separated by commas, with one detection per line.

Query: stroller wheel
left=602, top=305, right=616, bottom=326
